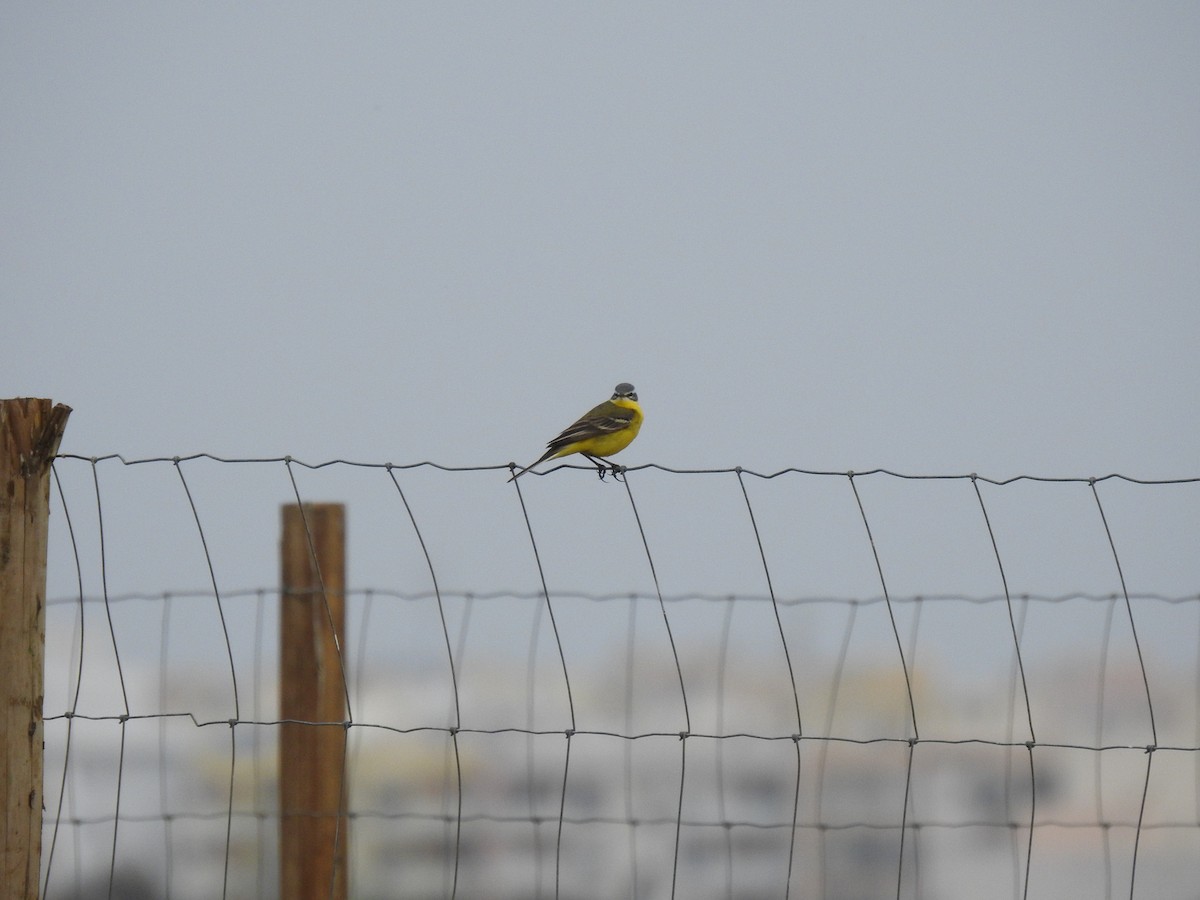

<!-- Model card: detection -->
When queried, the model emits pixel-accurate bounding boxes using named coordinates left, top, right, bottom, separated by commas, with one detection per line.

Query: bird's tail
left=508, top=449, right=554, bottom=482
left=507, top=463, right=534, bottom=482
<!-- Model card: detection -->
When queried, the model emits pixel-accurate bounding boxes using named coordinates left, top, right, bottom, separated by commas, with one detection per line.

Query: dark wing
left=545, top=400, right=635, bottom=455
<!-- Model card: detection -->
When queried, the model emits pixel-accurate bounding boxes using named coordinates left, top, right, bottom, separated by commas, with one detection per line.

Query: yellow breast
left=582, top=419, right=641, bottom=456
left=558, top=397, right=643, bottom=459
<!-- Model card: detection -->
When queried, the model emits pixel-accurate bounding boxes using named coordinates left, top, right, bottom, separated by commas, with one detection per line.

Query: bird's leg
left=582, top=453, right=609, bottom=480
left=583, top=454, right=625, bottom=482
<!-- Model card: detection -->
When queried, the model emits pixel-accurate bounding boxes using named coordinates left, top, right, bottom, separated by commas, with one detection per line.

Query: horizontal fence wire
left=37, top=456, right=1200, bottom=900
left=47, top=452, right=1200, bottom=483
left=44, top=586, right=1200, bottom=609
left=39, top=711, right=1200, bottom=752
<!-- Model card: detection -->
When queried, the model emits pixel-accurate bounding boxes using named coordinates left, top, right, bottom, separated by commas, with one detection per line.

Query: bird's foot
left=585, top=455, right=623, bottom=481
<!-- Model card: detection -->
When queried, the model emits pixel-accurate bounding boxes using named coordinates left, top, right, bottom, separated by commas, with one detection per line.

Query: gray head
left=612, top=383, right=637, bottom=402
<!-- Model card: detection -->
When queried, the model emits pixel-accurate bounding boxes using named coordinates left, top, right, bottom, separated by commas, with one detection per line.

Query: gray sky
left=5, top=5, right=1197, bottom=477
left=5, top=7, right=1199, bottom=708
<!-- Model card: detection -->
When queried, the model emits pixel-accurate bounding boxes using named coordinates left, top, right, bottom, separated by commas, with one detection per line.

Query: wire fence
left=37, top=455, right=1200, bottom=899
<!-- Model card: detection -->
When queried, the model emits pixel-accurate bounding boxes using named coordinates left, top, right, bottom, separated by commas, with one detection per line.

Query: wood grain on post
left=1, top=398, right=71, bottom=899
left=279, top=503, right=349, bottom=900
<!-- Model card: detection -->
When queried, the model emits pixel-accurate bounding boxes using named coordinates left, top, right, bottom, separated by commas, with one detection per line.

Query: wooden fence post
left=279, top=503, right=349, bottom=899
left=1, top=398, right=71, bottom=899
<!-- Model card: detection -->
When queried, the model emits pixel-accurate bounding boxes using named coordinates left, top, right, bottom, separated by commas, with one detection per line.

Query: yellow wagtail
left=509, top=382, right=643, bottom=481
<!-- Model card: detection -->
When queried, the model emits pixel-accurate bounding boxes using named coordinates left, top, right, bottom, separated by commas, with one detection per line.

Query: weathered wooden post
left=1, top=398, right=71, bottom=899
left=279, top=503, right=349, bottom=899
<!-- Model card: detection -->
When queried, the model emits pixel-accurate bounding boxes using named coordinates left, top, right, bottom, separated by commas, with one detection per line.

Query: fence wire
left=38, top=456, right=1200, bottom=900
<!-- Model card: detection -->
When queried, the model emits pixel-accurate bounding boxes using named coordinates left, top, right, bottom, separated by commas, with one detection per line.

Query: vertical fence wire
left=901, top=596, right=924, bottom=898
left=386, top=464, right=463, bottom=897
left=972, top=476, right=1037, bottom=899
left=88, top=459, right=132, bottom=900
left=251, top=587, right=269, bottom=899
left=157, top=595, right=173, bottom=899
left=621, top=473, right=689, bottom=900
left=41, top=464, right=86, bottom=898
left=1003, top=596, right=1032, bottom=900
left=1090, top=480, right=1158, bottom=900
left=846, top=472, right=919, bottom=898
left=174, top=459, right=239, bottom=899
left=510, top=474, right=577, bottom=899
left=623, top=593, right=641, bottom=897
left=1094, top=590, right=1117, bottom=900
left=815, top=597, right=858, bottom=900
left=736, top=469, right=803, bottom=896
left=713, top=596, right=736, bottom=899
left=846, top=473, right=919, bottom=737
left=1195, top=604, right=1200, bottom=872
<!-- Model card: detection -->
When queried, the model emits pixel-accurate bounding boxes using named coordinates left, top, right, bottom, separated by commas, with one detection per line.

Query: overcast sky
left=5, top=4, right=1197, bottom=479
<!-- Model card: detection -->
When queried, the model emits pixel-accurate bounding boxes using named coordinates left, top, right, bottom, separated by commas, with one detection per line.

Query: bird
left=509, top=383, right=643, bottom=482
